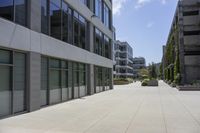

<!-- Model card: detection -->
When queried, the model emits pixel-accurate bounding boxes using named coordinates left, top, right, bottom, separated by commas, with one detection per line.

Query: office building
left=0, top=0, right=113, bottom=118
left=162, top=0, right=200, bottom=85
left=132, top=57, right=146, bottom=78
left=114, top=40, right=133, bottom=78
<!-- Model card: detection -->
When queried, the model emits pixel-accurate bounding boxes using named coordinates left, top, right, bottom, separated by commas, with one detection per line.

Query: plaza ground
left=1, top=81, right=200, bottom=133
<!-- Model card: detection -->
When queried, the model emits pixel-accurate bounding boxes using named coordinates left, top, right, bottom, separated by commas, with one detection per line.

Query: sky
left=113, top=0, right=179, bottom=64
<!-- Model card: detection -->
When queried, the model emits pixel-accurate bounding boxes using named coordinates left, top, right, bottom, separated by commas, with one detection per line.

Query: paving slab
left=1, top=81, right=200, bottom=133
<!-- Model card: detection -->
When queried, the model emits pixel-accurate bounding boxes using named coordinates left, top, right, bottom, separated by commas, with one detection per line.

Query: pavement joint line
left=82, top=111, right=111, bottom=133
left=165, top=84, right=200, bottom=128
left=159, top=86, right=168, bottom=133
left=83, top=84, right=141, bottom=133
left=124, top=88, right=147, bottom=133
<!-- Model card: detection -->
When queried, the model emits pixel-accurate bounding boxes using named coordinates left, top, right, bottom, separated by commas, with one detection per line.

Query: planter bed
left=177, top=86, right=200, bottom=91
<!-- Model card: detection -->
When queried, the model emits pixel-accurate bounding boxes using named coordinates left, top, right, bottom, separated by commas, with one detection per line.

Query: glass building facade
left=0, top=0, right=113, bottom=119
left=0, top=49, right=26, bottom=117
left=41, top=57, right=87, bottom=106
left=0, top=0, right=27, bottom=26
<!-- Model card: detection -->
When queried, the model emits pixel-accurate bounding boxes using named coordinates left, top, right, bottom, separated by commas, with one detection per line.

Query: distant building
left=114, top=41, right=133, bottom=78
left=132, top=57, right=146, bottom=78
left=162, top=0, right=200, bottom=85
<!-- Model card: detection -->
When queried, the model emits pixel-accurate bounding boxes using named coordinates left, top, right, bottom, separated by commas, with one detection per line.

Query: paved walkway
left=1, top=81, right=200, bottom=133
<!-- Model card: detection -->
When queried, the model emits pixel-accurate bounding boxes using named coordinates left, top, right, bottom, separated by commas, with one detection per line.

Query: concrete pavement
left=1, top=81, right=200, bottom=133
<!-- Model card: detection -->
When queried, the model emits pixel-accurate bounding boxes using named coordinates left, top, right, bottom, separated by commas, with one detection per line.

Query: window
left=0, top=0, right=26, bottom=26
left=68, top=8, right=73, bottom=44
left=94, top=66, right=111, bottom=93
left=103, top=3, right=110, bottom=28
left=184, top=30, right=200, bottom=36
left=183, top=11, right=199, bottom=16
left=80, top=0, right=89, bottom=7
left=79, top=64, right=86, bottom=97
left=0, top=0, right=14, bottom=21
left=14, top=0, right=26, bottom=26
left=94, top=28, right=103, bottom=56
left=73, top=12, right=87, bottom=49
left=94, top=27, right=111, bottom=59
left=41, top=57, right=48, bottom=106
left=95, top=0, right=102, bottom=20
left=94, top=0, right=111, bottom=29
left=49, top=59, right=61, bottom=104
left=73, top=63, right=79, bottom=98
left=73, top=12, right=79, bottom=47
left=104, top=35, right=110, bottom=59
left=13, top=52, right=26, bottom=113
left=41, top=0, right=49, bottom=34
left=41, top=57, right=87, bottom=105
left=61, top=61, right=68, bottom=101
left=50, top=0, right=61, bottom=40
left=41, top=0, right=88, bottom=50
left=62, top=1, right=69, bottom=42
left=79, top=16, right=86, bottom=49
left=0, top=49, right=26, bottom=118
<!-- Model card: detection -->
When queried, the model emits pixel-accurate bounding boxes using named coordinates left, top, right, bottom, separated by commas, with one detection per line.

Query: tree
left=138, top=68, right=149, bottom=79
left=148, top=62, right=157, bottom=79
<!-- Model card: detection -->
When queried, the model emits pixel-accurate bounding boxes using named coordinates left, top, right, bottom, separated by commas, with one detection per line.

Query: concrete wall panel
left=0, top=18, right=113, bottom=68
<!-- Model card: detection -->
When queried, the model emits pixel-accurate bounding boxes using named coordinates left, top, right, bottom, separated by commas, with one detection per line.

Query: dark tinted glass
left=50, top=0, right=61, bottom=40
left=62, top=1, right=68, bottom=42
left=0, top=0, right=14, bottom=21
left=41, top=0, right=49, bottom=34
left=14, top=0, right=26, bottom=26
left=0, top=49, right=11, bottom=64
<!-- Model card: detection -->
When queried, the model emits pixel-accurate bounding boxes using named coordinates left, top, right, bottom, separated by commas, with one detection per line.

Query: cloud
left=113, top=0, right=127, bottom=15
left=135, top=0, right=152, bottom=9
left=146, top=22, right=154, bottom=28
left=135, top=0, right=169, bottom=9
left=161, top=0, right=167, bottom=4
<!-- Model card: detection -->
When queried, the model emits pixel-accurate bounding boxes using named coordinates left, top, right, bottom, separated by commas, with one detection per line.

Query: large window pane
left=68, top=8, right=73, bottom=44
left=103, top=3, right=110, bottom=28
left=95, top=0, right=102, bottom=20
left=62, top=1, right=68, bottom=42
left=41, top=0, right=49, bottom=34
left=80, top=16, right=86, bottom=49
left=41, top=57, right=48, bottom=106
left=50, top=69, right=61, bottom=104
left=68, top=62, right=73, bottom=99
left=14, top=0, right=26, bottom=26
left=73, top=63, right=79, bottom=98
left=50, top=70, right=60, bottom=89
left=79, top=64, right=86, bottom=97
left=104, top=36, right=109, bottom=58
left=50, top=59, right=60, bottom=68
left=0, top=66, right=11, bottom=117
left=50, top=0, right=61, bottom=40
left=73, top=19, right=79, bottom=47
left=0, top=0, right=14, bottom=21
left=13, top=52, right=26, bottom=113
left=61, top=70, right=68, bottom=101
left=0, top=49, right=11, bottom=64
left=94, top=28, right=103, bottom=56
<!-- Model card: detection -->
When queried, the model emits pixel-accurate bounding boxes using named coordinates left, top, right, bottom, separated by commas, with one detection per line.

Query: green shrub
left=174, top=73, right=181, bottom=84
left=114, top=78, right=133, bottom=85
left=141, top=79, right=150, bottom=86
left=141, top=81, right=148, bottom=86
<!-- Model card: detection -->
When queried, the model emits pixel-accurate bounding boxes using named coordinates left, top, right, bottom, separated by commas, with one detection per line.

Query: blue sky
left=113, top=0, right=178, bottom=64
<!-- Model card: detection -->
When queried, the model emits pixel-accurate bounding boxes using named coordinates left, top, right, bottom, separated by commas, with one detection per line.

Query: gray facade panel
left=28, top=52, right=41, bottom=112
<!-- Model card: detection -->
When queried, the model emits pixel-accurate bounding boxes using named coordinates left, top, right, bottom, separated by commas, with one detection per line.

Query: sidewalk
left=1, top=81, right=200, bottom=133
